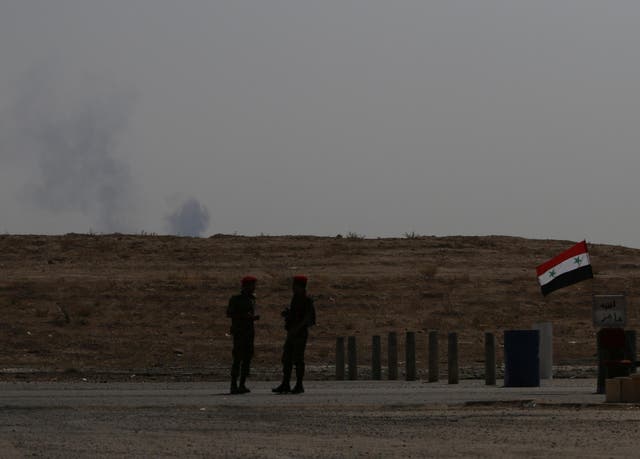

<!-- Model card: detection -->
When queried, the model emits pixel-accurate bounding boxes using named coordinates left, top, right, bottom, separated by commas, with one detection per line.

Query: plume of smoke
left=7, top=64, right=136, bottom=233
left=165, top=198, right=210, bottom=237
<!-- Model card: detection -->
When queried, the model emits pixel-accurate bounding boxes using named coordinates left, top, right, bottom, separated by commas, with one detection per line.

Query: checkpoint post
left=594, top=294, right=634, bottom=394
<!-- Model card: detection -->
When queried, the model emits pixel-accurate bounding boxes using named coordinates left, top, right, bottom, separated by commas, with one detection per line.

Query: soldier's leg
left=291, top=332, right=308, bottom=394
left=239, top=359, right=250, bottom=386
left=239, top=336, right=254, bottom=393
left=273, top=337, right=293, bottom=393
left=283, top=337, right=294, bottom=384
left=293, top=362, right=305, bottom=391
left=230, top=336, right=242, bottom=394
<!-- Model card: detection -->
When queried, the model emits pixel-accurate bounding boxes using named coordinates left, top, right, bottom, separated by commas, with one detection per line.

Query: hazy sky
left=2, top=1, right=640, bottom=245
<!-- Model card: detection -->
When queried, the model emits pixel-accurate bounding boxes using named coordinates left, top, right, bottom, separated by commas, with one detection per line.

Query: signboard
left=592, top=294, right=627, bottom=327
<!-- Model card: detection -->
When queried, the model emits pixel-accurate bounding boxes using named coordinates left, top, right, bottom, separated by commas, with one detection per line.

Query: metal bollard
left=372, top=335, right=381, bottom=380
left=388, top=332, right=398, bottom=380
left=485, top=332, right=496, bottom=385
left=348, top=336, right=358, bottom=380
left=336, top=337, right=345, bottom=381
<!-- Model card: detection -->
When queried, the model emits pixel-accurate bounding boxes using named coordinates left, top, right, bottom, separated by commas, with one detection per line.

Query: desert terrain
left=0, top=234, right=637, bottom=380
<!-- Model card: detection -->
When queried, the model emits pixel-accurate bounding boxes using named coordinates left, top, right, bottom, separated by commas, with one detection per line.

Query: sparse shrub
left=419, top=264, right=439, bottom=279
left=56, top=303, right=71, bottom=324
left=77, top=306, right=92, bottom=318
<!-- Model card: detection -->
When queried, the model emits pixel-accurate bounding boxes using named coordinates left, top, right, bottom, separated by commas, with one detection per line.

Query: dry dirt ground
left=1, top=234, right=639, bottom=379
left=7, top=403, right=640, bottom=458
left=1, top=380, right=639, bottom=458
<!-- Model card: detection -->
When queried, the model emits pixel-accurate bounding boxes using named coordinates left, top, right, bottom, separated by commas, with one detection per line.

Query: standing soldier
left=272, top=275, right=316, bottom=394
left=227, top=275, right=260, bottom=394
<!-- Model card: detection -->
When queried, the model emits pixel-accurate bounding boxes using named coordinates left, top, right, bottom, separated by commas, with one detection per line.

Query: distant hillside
left=1, top=234, right=638, bottom=379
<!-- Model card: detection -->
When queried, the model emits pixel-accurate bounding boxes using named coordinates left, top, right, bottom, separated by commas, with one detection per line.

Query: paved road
left=0, top=378, right=603, bottom=408
left=2, top=379, right=631, bottom=458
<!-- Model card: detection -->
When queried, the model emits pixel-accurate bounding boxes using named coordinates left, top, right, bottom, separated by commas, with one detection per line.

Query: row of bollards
left=335, top=331, right=498, bottom=384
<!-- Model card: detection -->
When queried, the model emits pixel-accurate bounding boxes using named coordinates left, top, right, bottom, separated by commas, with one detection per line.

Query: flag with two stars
left=536, top=240, right=594, bottom=296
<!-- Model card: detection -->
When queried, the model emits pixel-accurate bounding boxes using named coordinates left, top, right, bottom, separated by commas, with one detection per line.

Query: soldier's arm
left=227, top=297, right=254, bottom=320
left=226, top=298, right=235, bottom=318
left=287, top=300, right=313, bottom=336
left=226, top=297, right=242, bottom=319
left=302, top=299, right=314, bottom=326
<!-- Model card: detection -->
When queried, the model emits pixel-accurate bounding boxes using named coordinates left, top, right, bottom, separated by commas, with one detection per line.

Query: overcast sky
left=2, top=1, right=640, bottom=245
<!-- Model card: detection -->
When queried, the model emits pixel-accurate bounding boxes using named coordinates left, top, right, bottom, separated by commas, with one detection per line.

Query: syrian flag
left=536, top=240, right=593, bottom=296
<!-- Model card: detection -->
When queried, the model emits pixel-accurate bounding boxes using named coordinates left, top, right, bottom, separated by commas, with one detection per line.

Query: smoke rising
left=7, top=64, right=137, bottom=232
left=165, top=198, right=210, bottom=237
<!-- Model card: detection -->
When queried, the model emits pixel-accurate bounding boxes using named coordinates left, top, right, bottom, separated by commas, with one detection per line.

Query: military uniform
left=273, top=275, right=315, bottom=394
left=227, top=281, right=257, bottom=394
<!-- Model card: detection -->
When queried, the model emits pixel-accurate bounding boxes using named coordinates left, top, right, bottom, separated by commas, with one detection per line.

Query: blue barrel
left=504, top=330, right=540, bottom=387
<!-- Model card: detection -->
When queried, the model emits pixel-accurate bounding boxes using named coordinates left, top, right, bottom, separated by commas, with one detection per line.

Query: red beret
left=293, top=275, right=308, bottom=285
left=241, top=275, right=257, bottom=285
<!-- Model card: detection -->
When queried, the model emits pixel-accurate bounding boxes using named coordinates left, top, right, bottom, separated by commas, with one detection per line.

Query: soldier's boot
left=291, top=363, right=305, bottom=394
left=230, top=359, right=241, bottom=394
left=271, top=382, right=290, bottom=393
left=238, top=378, right=250, bottom=393
left=230, top=379, right=240, bottom=395
left=272, top=364, right=292, bottom=393
left=239, top=362, right=251, bottom=394
left=238, top=377, right=250, bottom=394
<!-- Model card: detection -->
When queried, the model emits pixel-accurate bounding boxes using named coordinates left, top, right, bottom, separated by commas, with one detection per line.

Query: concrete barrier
left=532, top=322, right=553, bottom=380
left=632, top=374, right=640, bottom=401
left=620, top=377, right=634, bottom=403
left=504, top=330, right=540, bottom=387
left=605, top=378, right=621, bottom=403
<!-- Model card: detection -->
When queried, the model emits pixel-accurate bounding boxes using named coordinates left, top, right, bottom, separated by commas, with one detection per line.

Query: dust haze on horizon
left=2, top=1, right=640, bottom=246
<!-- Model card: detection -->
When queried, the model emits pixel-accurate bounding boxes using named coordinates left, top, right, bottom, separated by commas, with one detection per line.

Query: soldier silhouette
left=227, top=275, right=260, bottom=394
left=273, top=275, right=315, bottom=394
